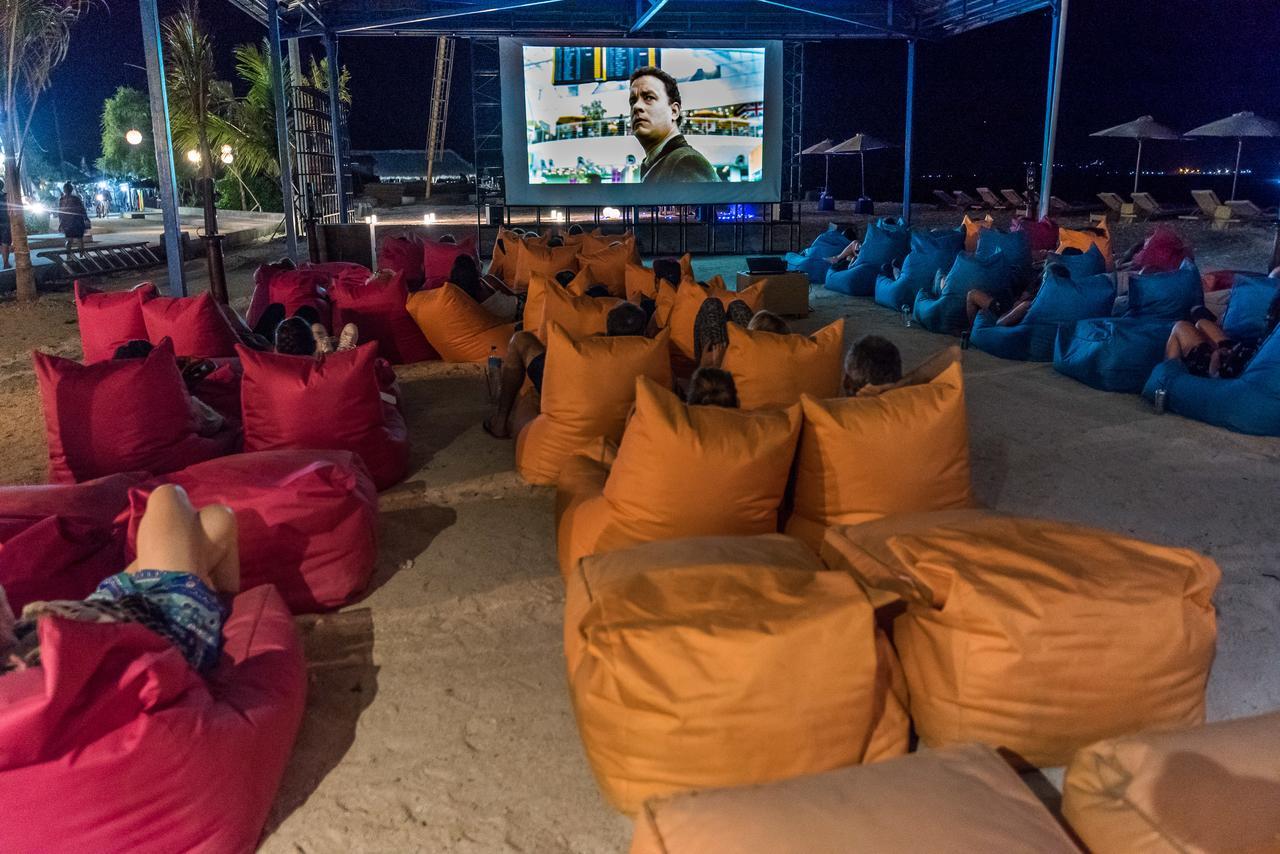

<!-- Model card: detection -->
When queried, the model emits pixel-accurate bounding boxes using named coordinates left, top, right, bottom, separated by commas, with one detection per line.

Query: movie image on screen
left=500, top=39, right=782, bottom=207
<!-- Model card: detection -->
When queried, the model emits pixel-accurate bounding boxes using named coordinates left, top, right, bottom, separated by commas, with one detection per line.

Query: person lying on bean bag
left=483, top=302, right=650, bottom=439
left=694, top=304, right=790, bottom=369
left=1164, top=287, right=1280, bottom=380
left=1, top=484, right=238, bottom=676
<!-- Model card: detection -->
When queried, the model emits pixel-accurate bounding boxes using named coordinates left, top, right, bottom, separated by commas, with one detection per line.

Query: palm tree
left=0, top=0, right=99, bottom=302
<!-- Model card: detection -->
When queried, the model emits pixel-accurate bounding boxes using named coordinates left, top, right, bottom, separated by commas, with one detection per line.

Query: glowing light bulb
left=125, top=129, right=143, bottom=145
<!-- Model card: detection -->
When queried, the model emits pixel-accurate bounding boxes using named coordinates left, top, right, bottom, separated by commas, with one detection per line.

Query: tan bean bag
left=1062, top=712, right=1280, bottom=853
left=565, top=534, right=908, bottom=815
left=513, top=240, right=579, bottom=291
left=625, top=261, right=656, bottom=301
left=821, top=509, right=1220, bottom=767
left=630, top=743, right=1079, bottom=854
left=721, top=319, right=845, bottom=410
left=538, top=276, right=624, bottom=341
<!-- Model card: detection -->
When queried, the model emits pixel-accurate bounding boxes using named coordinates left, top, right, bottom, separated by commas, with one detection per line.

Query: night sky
left=39, top=0, right=1280, bottom=200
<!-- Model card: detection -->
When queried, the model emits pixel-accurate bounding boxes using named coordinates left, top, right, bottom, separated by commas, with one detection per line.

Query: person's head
left=274, top=316, right=317, bottom=356
left=653, top=257, right=682, bottom=288
left=554, top=269, right=576, bottom=288
left=840, top=225, right=859, bottom=242
left=843, top=335, right=902, bottom=395
left=629, top=66, right=682, bottom=149
left=547, top=235, right=565, bottom=248
left=450, top=253, right=480, bottom=290
left=686, top=367, right=739, bottom=408
left=605, top=302, right=647, bottom=337
left=584, top=284, right=611, bottom=298
left=113, top=339, right=154, bottom=360
left=439, top=233, right=456, bottom=245
left=1045, top=262, right=1071, bottom=280
left=567, top=223, right=585, bottom=236
left=1058, top=246, right=1083, bottom=256
left=62, top=182, right=74, bottom=196
left=747, top=311, right=789, bottom=334
left=275, top=256, right=297, bottom=271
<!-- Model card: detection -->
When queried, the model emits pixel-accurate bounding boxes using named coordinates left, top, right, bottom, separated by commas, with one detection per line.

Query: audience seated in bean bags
left=820, top=509, right=1219, bottom=767
left=515, top=324, right=671, bottom=485
left=330, top=269, right=438, bottom=364
left=34, top=339, right=239, bottom=483
left=629, top=743, right=1078, bottom=854
left=665, top=277, right=764, bottom=363
left=512, top=239, right=580, bottom=292
left=785, top=360, right=974, bottom=549
left=422, top=235, right=479, bottom=291
left=718, top=320, right=844, bottom=410
left=554, top=377, right=800, bottom=578
left=913, top=250, right=1011, bottom=335
left=1062, top=712, right=1280, bottom=854
left=970, top=267, right=1116, bottom=362
left=873, top=228, right=964, bottom=311
left=238, top=342, right=409, bottom=490
left=825, top=218, right=911, bottom=297
left=119, top=450, right=379, bottom=613
left=246, top=262, right=334, bottom=332
left=570, top=237, right=638, bottom=297
left=141, top=291, right=243, bottom=358
left=1143, top=275, right=1280, bottom=434
left=564, top=534, right=908, bottom=814
left=0, top=473, right=143, bottom=612
left=74, top=282, right=158, bottom=362
left=0, top=584, right=305, bottom=853
left=405, top=283, right=515, bottom=362
left=784, top=227, right=852, bottom=285
left=537, top=276, right=625, bottom=341
left=377, top=232, right=427, bottom=291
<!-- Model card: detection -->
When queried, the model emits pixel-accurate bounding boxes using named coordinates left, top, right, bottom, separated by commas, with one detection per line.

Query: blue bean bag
left=825, top=219, right=912, bottom=297
left=1053, top=316, right=1173, bottom=393
left=1124, top=261, right=1203, bottom=320
left=1142, top=328, right=1280, bottom=435
left=1044, top=244, right=1107, bottom=280
left=976, top=228, right=1033, bottom=289
left=913, top=250, right=1011, bottom=335
left=971, top=271, right=1116, bottom=362
left=785, top=229, right=849, bottom=285
left=874, top=228, right=965, bottom=311
left=1221, top=274, right=1279, bottom=340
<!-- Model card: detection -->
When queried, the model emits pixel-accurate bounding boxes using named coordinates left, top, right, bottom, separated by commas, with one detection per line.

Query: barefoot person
left=1164, top=289, right=1280, bottom=379
left=1, top=485, right=239, bottom=675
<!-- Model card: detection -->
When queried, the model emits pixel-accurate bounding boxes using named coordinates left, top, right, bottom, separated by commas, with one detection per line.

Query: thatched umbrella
left=1089, top=116, right=1180, bottom=193
left=1184, top=111, right=1280, bottom=200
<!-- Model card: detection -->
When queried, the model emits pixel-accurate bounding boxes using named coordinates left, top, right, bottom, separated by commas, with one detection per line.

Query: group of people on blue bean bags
left=787, top=218, right=1280, bottom=436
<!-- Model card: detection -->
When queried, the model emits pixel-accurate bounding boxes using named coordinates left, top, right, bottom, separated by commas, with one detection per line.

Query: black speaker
left=487, top=204, right=504, bottom=226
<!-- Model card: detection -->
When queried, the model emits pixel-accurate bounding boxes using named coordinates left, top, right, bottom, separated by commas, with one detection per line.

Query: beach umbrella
left=1089, top=116, right=1180, bottom=193
left=801, top=138, right=835, bottom=195
left=1183, top=111, right=1280, bottom=200
left=828, top=133, right=893, bottom=199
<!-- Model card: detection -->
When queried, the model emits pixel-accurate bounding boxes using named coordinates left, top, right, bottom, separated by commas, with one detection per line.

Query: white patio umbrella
left=1183, top=111, right=1280, bottom=200
left=801, top=138, right=835, bottom=195
left=828, top=133, right=893, bottom=199
left=1089, top=115, right=1180, bottom=193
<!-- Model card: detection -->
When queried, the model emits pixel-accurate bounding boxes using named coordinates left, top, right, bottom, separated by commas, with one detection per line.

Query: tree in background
left=96, top=86, right=156, bottom=181
left=304, top=56, right=351, bottom=105
left=162, top=0, right=222, bottom=202
left=0, top=0, right=100, bottom=302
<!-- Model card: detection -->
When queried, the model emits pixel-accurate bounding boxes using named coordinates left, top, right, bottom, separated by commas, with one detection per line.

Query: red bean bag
left=0, top=471, right=144, bottom=521
left=377, top=233, right=426, bottom=290
left=34, top=339, right=239, bottom=483
left=1133, top=225, right=1194, bottom=273
left=0, top=584, right=306, bottom=853
left=119, top=450, right=379, bottom=613
left=252, top=269, right=334, bottom=332
left=246, top=261, right=295, bottom=330
left=141, top=292, right=241, bottom=358
left=330, top=270, right=438, bottom=364
left=422, top=236, right=479, bottom=291
left=193, top=357, right=243, bottom=426
left=238, top=343, right=410, bottom=490
left=1010, top=217, right=1060, bottom=253
left=74, top=282, right=158, bottom=363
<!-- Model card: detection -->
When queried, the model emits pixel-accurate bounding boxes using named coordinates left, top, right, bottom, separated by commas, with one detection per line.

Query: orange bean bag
left=571, top=240, right=636, bottom=296
left=820, top=509, right=1220, bottom=767
left=405, top=283, right=514, bottom=362
left=513, top=240, right=580, bottom=291
left=1062, top=712, right=1280, bottom=853
left=515, top=325, right=671, bottom=485
left=785, top=361, right=974, bottom=548
left=489, top=227, right=522, bottom=283
left=538, top=277, right=624, bottom=341
left=962, top=213, right=994, bottom=253
left=1057, top=218, right=1113, bottom=270
left=666, top=278, right=763, bottom=360
left=720, top=319, right=845, bottom=410
left=624, top=261, right=656, bottom=301
left=629, top=743, right=1079, bottom=854
left=554, top=377, right=801, bottom=577
left=564, top=534, right=908, bottom=815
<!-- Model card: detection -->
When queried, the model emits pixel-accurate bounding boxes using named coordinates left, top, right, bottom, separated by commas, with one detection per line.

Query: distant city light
left=125, top=129, right=143, bottom=146
left=423, top=212, right=437, bottom=224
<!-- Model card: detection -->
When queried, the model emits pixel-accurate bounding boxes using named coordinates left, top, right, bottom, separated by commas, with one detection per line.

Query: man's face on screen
left=630, top=75, right=678, bottom=148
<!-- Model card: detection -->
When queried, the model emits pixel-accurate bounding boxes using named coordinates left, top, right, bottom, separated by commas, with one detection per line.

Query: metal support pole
left=1038, top=0, right=1068, bottom=220
left=268, top=3, right=299, bottom=259
left=139, top=0, right=185, bottom=295
left=901, top=38, right=916, bottom=225
left=324, top=30, right=349, bottom=223
left=1133, top=138, right=1143, bottom=194
left=1231, top=138, right=1242, bottom=201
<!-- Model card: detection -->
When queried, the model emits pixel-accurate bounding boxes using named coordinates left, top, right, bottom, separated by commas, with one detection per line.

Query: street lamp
left=186, top=149, right=202, bottom=165
left=125, top=129, right=143, bottom=146
left=220, top=144, right=234, bottom=165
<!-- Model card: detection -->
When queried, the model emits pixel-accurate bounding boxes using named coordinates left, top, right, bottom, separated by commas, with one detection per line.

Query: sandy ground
left=2, top=211, right=1278, bottom=853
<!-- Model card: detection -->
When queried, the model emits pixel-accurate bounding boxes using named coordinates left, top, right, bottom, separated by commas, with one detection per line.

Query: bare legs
left=131, top=484, right=240, bottom=595
left=825, top=239, right=861, bottom=265
left=966, top=289, right=1033, bottom=327
left=484, top=330, right=545, bottom=439
left=1165, top=319, right=1226, bottom=361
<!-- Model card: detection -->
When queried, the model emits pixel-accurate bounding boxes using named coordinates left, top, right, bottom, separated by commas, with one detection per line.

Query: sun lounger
left=1184, top=189, right=1236, bottom=226
left=1048, top=196, right=1094, bottom=215
left=1130, top=192, right=1194, bottom=220
left=976, top=188, right=1008, bottom=209
left=1226, top=199, right=1277, bottom=222
left=932, top=189, right=963, bottom=210
left=1096, top=192, right=1135, bottom=222
left=953, top=190, right=983, bottom=209
left=1001, top=189, right=1028, bottom=208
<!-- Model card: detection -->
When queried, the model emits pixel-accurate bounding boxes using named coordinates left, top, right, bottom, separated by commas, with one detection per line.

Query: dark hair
left=629, top=65, right=682, bottom=111
left=686, top=367, right=739, bottom=408
left=840, top=226, right=859, bottom=242
left=63, top=182, right=74, bottom=195
left=450, top=254, right=483, bottom=301
left=845, top=335, right=902, bottom=392
left=275, top=256, right=297, bottom=270
left=547, top=236, right=565, bottom=248
left=554, top=269, right=577, bottom=288
left=584, top=285, right=611, bottom=298
left=653, top=258, right=682, bottom=288
left=1058, top=246, right=1083, bottom=256
left=113, top=339, right=154, bottom=360
left=439, top=233, right=456, bottom=244
left=1045, top=262, right=1071, bottom=279
left=274, top=316, right=316, bottom=356
left=606, top=302, right=647, bottom=337
left=567, top=224, right=585, bottom=235
left=747, top=311, right=789, bottom=334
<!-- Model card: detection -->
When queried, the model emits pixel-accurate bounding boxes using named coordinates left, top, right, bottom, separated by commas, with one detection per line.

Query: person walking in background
left=58, top=182, right=89, bottom=255
left=0, top=181, right=11, bottom=271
